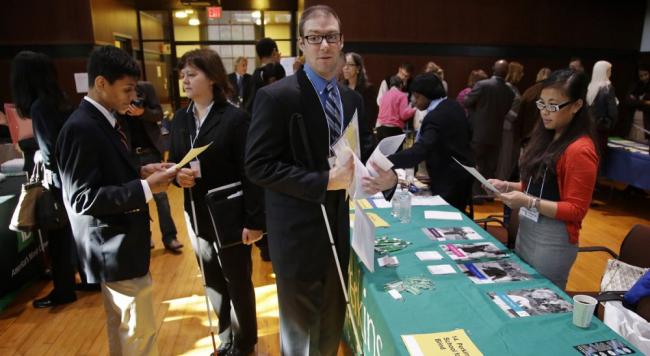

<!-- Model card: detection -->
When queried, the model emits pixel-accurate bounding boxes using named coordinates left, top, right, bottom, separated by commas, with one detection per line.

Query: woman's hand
left=176, top=168, right=196, bottom=188
left=486, top=178, right=509, bottom=193
left=499, top=191, right=532, bottom=209
left=242, top=229, right=264, bottom=245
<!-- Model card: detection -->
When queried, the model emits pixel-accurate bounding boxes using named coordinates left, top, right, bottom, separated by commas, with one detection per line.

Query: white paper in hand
left=367, top=134, right=405, bottom=176
left=452, top=156, right=500, bottom=194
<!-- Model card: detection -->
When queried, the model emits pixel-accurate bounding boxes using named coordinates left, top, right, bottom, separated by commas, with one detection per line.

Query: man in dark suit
left=228, top=57, right=252, bottom=108
left=245, top=37, right=286, bottom=113
left=373, top=73, right=475, bottom=211
left=245, top=5, right=373, bottom=355
left=464, top=59, right=514, bottom=197
left=56, top=46, right=176, bottom=355
left=124, top=81, right=183, bottom=253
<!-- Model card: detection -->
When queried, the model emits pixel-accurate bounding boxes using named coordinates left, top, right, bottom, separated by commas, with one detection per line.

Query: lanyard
left=525, top=167, right=547, bottom=198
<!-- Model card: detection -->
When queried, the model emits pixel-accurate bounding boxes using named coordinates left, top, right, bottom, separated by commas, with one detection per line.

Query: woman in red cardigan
left=488, top=69, right=599, bottom=289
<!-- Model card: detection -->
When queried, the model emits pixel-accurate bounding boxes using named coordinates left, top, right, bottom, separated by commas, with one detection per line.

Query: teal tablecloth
left=343, top=203, right=639, bottom=355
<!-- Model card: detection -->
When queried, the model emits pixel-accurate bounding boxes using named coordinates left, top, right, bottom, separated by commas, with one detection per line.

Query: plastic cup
left=572, top=294, right=597, bottom=328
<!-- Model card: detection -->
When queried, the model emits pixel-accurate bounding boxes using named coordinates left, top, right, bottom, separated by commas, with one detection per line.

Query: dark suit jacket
left=390, top=99, right=475, bottom=210
left=169, top=101, right=265, bottom=243
left=56, top=99, right=150, bottom=283
left=228, top=72, right=252, bottom=108
left=245, top=68, right=373, bottom=280
left=130, top=81, right=166, bottom=155
left=464, top=76, right=515, bottom=146
left=31, top=98, right=72, bottom=188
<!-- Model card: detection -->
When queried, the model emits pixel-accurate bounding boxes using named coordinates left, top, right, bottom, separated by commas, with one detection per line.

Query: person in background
left=517, top=67, right=552, bottom=147
left=424, top=61, right=448, bottom=93
left=496, top=61, right=524, bottom=180
left=375, top=75, right=416, bottom=143
left=464, top=59, right=514, bottom=200
left=376, top=62, right=413, bottom=106
left=57, top=45, right=177, bottom=355
left=246, top=37, right=285, bottom=112
left=11, top=51, right=77, bottom=308
left=228, top=57, right=252, bottom=108
left=170, top=48, right=265, bottom=356
left=624, top=65, right=650, bottom=142
left=369, top=73, right=475, bottom=211
left=293, top=55, right=305, bottom=73
left=569, top=57, right=585, bottom=73
left=341, top=52, right=378, bottom=131
left=456, top=69, right=488, bottom=114
left=123, top=81, right=182, bottom=253
left=587, top=60, right=618, bottom=157
left=488, top=69, right=599, bottom=289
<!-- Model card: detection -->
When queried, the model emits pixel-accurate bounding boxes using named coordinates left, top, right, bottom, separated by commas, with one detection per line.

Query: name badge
left=190, top=160, right=202, bottom=178
left=519, top=207, right=539, bottom=222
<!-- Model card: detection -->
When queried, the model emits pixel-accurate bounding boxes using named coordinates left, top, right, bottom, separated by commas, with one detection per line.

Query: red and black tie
left=114, top=120, right=130, bottom=151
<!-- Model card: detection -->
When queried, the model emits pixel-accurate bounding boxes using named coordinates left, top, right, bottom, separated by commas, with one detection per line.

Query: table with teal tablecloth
left=343, top=203, right=639, bottom=355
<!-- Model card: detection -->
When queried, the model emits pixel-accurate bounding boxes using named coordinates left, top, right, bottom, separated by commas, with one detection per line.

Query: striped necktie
left=114, top=120, right=130, bottom=151
left=324, top=82, right=342, bottom=147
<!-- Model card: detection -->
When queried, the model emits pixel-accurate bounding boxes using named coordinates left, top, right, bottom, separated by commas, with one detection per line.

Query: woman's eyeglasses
left=535, top=100, right=573, bottom=112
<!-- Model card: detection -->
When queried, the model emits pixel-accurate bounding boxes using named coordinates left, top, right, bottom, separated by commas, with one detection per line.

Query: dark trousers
left=276, top=258, right=346, bottom=356
left=375, top=125, right=404, bottom=144
left=186, top=213, right=257, bottom=350
left=137, top=151, right=177, bottom=243
left=472, top=142, right=500, bottom=196
left=48, top=186, right=76, bottom=300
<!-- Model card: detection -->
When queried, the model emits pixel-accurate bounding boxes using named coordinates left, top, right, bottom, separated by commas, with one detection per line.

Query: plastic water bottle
left=399, top=190, right=412, bottom=224
left=391, top=190, right=402, bottom=218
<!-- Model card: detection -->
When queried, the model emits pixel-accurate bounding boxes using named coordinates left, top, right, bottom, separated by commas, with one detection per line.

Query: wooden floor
left=0, top=184, right=648, bottom=355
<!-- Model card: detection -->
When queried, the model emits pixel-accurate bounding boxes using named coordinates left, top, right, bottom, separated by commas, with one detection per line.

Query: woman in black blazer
left=11, top=51, right=77, bottom=308
left=169, top=49, right=264, bottom=356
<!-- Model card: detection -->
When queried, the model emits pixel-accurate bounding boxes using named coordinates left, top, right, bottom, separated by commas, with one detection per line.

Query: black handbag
left=204, top=181, right=245, bottom=249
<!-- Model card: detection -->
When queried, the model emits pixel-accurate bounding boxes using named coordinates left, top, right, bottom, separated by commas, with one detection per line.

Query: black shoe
left=163, top=239, right=184, bottom=254
left=32, top=294, right=76, bottom=308
left=210, top=341, right=232, bottom=356
left=75, top=282, right=102, bottom=291
left=226, top=346, right=254, bottom=356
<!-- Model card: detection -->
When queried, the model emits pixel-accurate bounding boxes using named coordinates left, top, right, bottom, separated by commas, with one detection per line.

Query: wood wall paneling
left=90, top=0, right=140, bottom=45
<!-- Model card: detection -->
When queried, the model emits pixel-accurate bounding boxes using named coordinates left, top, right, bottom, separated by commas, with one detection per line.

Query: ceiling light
left=189, top=18, right=200, bottom=26
left=185, top=9, right=194, bottom=14
left=251, top=11, right=261, bottom=19
left=175, top=11, right=188, bottom=18
left=254, top=18, right=262, bottom=26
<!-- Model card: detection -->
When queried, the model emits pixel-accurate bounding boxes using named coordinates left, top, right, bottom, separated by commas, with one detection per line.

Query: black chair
left=568, top=224, right=650, bottom=322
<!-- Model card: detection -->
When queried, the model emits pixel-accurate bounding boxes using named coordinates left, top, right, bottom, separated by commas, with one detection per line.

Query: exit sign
left=207, top=6, right=222, bottom=18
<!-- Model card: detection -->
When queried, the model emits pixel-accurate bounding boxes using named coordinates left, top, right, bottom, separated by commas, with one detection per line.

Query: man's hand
left=125, top=104, right=145, bottom=117
left=242, top=229, right=263, bottom=245
left=362, top=162, right=397, bottom=195
left=145, top=168, right=176, bottom=194
left=140, top=162, right=175, bottom=179
left=176, top=168, right=196, bottom=188
left=327, top=158, right=354, bottom=191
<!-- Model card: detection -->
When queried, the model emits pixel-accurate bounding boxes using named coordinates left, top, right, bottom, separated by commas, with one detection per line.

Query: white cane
left=320, top=204, right=363, bottom=355
left=189, top=189, right=218, bottom=354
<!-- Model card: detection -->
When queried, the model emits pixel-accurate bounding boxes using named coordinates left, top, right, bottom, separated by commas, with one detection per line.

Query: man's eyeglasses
left=535, top=99, right=573, bottom=113
left=302, top=33, right=342, bottom=45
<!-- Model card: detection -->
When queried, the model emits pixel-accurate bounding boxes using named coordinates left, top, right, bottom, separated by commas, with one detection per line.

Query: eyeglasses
left=302, top=33, right=342, bottom=45
left=535, top=99, right=573, bottom=112
left=343, top=63, right=357, bottom=67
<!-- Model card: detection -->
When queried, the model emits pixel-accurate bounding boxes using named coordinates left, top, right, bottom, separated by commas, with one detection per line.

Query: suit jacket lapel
left=194, top=102, right=225, bottom=145
left=297, top=69, right=329, bottom=158
left=80, top=101, right=139, bottom=174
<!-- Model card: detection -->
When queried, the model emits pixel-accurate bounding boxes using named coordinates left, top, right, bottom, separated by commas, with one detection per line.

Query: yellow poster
left=401, top=329, right=483, bottom=356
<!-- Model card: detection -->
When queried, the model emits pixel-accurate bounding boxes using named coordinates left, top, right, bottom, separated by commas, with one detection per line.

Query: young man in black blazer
left=245, top=5, right=373, bottom=355
left=56, top=46, right=176, bottom=355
